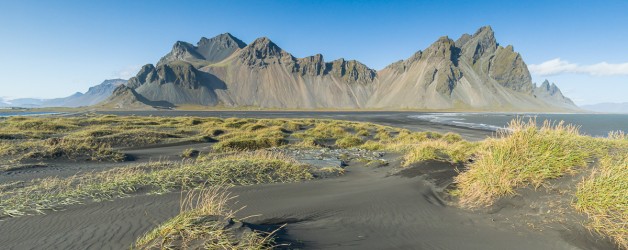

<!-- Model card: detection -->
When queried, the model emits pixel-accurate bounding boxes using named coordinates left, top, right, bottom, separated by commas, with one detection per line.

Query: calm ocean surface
left=409, top=113, right=628, bottom=137
left=0, top=112, right=62, bottom=117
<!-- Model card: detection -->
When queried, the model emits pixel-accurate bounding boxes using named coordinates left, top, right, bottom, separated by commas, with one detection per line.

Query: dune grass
left=0, top=151, right=313, bottom=217
left=403, top=140, right=477, bottom=166
left=335, top=135, right=364, bottom=148
left=575, top=138, right=628, bottom=249
left=453, top=119, right=591, bottom=207
left=441, top=119, right=628, bottom=247
left=0, top=137, right=126, bottom=162
left=135, top=186, right=274, bottom=249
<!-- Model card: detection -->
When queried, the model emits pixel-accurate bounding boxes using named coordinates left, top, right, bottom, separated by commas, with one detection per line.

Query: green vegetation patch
left=575, top=143, right=628, bottom=249
left=135, top=187, right=274, bottom=249
left=454, top=119, right=591, bottom=207
left=0, top=137, right=125, bottom=162
left=0, top=152, right=313, bottom=217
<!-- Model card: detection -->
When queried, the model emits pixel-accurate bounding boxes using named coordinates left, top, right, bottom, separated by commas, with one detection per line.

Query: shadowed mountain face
left=114, top=26, right=578, bottom=111
left=98, top=85, right=174, bottom=110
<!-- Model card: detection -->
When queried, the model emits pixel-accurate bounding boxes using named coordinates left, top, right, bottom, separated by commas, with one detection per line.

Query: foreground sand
left=1, top=162, right=612, bottom=249
left=0, top=112, right=616, bottom=249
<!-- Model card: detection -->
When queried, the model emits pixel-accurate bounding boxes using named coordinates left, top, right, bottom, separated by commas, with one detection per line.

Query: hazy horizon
left=1, top=0, right=627, bottom=106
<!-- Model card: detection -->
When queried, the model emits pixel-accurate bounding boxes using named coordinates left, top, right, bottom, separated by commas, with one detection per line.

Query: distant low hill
left=105, top=26, right=578, bottom=111
left=581, top=102, right=628, bottom=113
left=7, top=79, right=127, bottom=108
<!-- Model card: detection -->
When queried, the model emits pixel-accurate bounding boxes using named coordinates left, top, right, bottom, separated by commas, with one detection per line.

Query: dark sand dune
left=0, top=162, right=594, bottom=249
left=0, top=113, right=611, bottom=249
left=0, top=141, right=214, bottom=184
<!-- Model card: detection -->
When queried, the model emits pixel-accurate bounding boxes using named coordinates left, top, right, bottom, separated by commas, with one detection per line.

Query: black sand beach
left=0, top=112, right=615, bottom=249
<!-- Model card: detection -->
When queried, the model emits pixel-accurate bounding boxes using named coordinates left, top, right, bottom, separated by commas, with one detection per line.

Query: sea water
left=409, top=113, right=628, bottom=137
left=0, top=112, right=63, bottom=117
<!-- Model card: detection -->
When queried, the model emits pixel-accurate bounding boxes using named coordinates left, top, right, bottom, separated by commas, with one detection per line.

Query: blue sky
left=0, top=0, right=626, bottom=105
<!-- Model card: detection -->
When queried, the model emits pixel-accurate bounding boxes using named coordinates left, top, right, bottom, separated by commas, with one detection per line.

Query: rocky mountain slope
left=112, top=27, right=578, bottom=111
left=97, top=85, right=174, bottom=110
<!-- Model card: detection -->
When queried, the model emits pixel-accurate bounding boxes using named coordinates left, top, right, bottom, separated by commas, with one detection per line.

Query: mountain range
left=581, top=102, right=628, bottom=113
left=2, top=79, right=127, bottom=108
left=2, top=26, right=578, bottom=111
left=104, top=26, right=577, bottom=111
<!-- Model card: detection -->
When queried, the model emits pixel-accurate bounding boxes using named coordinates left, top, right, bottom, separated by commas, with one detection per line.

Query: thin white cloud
left=112, top=65, right=142, bottom=80
left=529, top=58, right=628, bottom=76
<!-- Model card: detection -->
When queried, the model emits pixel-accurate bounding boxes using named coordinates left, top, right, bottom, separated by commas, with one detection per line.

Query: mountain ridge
left=5, top=79, right=127, bottom=108
left=581, top=102, right=628, bottom=113
left=111, top=26, right=578, bottom=111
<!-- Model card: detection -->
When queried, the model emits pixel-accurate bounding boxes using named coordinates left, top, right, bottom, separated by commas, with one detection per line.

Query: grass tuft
left=575, top=151, right=628, bottom=248
left=0, top=151, right=313, bottom=217
left=135, top=186, right=274, bottom=249
left=454, top=119, right=590, bottom=208
left=335, top=135, right=364, bottom=148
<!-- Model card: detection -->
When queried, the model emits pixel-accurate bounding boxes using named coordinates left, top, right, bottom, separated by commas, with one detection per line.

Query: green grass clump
left=223, top=118, right=253, bottom=129
left=359, top=140, right=385, bottom=150
left=0, top=138, right=125, bottom=162
left=356, top=128, right=370, bottom=137
left=212, top=126, right=289, bottom=151
left=67, top=127, right=182, bottom=148
left=575, top=149, right=628, bottom=249
left=454, top=119, right=590, bottom=208
left=0, top=151, right=313, bottom=217
left=294, top=122, right=349, bottom=140
left=214, top=137, right=286, bottom=151
left=374, top=129, right=392, bottom=140
left=1, top=117, right=79, bottom=132
left=335, top=135, right=364, bottom=148
left=295, top=137, right=322, bottom=148
left=181, top=148, right=200, bottom=158
left=441, top=132, right=463, bottom=143
left=403, top=140, right=477, bottom=166
left=135, top=186, right=274, bottom=249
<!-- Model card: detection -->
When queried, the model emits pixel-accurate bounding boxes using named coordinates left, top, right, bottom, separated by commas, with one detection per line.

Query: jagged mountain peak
left=455, top=33, right=472, bottom=47
left=326, top=58, right=376, bottom=85
left=237, top=37, right=294, bottom=68
left=296, top=54, right=326, bottom=76
left=127, top=64, right=157, bottom=89
left=159, top=33, right=247, bottom=66
left=538, top=79, right=560, bottom=94
left=173, top=41, right=195, bottom=48
left=196, top=33, right=247, bottom=62
left=423, top=36, right=460, bottom=66
left=534, top=79, right=575, bottom=106
left=198, top=32, right=246, bottom=48
left=426, top=36, right=455, bottom=51
left=247, top=37, right=282, bottom=52
left=157, top=41, right=204, bottom=66
left=474, top=25, right=494, bottom=36
left=460, top=25, right=498, bottom=63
